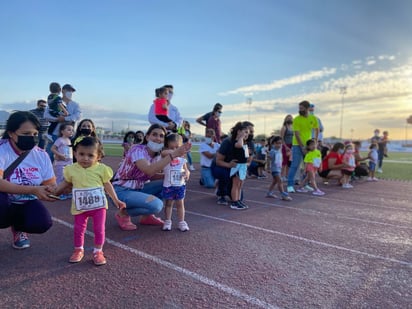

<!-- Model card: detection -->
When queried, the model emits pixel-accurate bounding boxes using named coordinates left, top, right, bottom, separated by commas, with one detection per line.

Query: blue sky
left=1, top=0, right=411, bottom=140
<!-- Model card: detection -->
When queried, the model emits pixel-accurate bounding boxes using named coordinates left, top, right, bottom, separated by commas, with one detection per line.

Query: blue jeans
left=113, top=180, right=164, bottom=217
left=186, top=151, right=193, bottom=166
left=201, top=166, right=215, bottom=188
left=287, top=145, right=304, bottom=187
left=45, top=134, right=58, bottom=163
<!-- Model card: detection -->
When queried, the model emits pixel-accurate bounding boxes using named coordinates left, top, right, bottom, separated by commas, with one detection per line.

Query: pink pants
left=73, top=208, right=106, bottom=248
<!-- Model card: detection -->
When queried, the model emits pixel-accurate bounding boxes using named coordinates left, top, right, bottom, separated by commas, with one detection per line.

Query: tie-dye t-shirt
left=112, top=144, right=161, bottom=190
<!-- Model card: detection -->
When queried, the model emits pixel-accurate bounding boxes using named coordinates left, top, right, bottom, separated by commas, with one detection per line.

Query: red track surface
left=1, top=156, right=411, bottom=308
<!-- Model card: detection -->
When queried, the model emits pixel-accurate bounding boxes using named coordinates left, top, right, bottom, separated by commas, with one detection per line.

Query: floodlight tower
left=339, top=86, right=347, bottom=139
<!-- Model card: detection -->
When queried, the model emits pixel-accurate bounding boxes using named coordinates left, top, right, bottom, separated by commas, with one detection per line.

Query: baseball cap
left=309, top=103, right=315, bottom=109
left=62, top=84, right=76, bottom=92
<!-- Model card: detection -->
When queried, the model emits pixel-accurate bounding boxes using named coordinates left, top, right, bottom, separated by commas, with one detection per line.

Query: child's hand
left=182, top=170, right=190, bottom=181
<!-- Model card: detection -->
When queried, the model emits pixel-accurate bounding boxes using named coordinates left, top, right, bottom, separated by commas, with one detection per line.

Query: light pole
left=247, top=98, right=252, bottom=120
left=339, top=86, right=347, bottom=140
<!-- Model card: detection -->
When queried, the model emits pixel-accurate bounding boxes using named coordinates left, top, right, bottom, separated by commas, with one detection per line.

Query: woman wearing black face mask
left=0, top=111, right=57, bottom=250
left=72, top=119, right=98, bottom=163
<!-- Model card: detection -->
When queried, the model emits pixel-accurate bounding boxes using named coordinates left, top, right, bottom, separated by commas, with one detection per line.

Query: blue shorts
left=162, top=185, right=186, bottom=201
left=369, top=162, right=376, bottom=171
left=271, top=171, right=281, bottom=177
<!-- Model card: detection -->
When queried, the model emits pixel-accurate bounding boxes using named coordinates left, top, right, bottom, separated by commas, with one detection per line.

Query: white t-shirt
left=0, top=140, right=55, bottom=201
left=199, top=142, right=220, bottom=167
left=163, top=157, right=187, bottom=187
left=53, top=137, right=73, bottom=166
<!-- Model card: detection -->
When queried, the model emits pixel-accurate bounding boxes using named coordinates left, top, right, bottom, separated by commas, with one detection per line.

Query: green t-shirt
left=292, top=114, right=319, bottom=146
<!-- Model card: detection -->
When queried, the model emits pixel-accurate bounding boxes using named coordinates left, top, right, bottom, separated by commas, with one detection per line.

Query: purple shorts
left=162, top=185, right=186, bottom=201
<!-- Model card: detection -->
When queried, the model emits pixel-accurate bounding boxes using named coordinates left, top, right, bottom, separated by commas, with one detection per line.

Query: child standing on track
left=341, top=143, right=356, bottom=188
left=51, top=123, right=74, bottom=198
left=367, top=142, right=379, bottom=181
left=296, top=139, right=325, bottom=196
left=161, top=133, right=191, bottom=232
left=229, top=122, right=250, bottom=210
left=53, top=136, right=126, bottom=265
left=266, top=136, right=292, bottom=201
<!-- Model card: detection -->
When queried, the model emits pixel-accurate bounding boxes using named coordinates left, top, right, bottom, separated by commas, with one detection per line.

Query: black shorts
left=318, top=170, right=330, bottom=178
left=342, top=169, right=353, bottom=176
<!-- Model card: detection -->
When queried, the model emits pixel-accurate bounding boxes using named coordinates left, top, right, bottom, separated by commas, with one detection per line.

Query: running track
left=1, top=156, right=411, bottom=308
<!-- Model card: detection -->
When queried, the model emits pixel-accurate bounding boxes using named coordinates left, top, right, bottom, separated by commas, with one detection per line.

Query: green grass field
left=102, top=143, right=412, bottom=181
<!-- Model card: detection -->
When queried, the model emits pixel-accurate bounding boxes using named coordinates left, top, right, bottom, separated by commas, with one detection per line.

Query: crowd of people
left=0, top=82, right=390, bottom=266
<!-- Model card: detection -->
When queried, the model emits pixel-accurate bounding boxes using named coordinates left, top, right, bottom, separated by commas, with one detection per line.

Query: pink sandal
left=115, top=213, right=137, bottom=231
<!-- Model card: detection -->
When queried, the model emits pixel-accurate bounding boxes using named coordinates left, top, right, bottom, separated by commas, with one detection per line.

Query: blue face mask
left=147, top=140, right=164, bottom=152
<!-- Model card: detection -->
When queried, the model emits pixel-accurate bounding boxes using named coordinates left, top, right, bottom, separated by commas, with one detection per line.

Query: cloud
left=219, top=67, right=337, bottom=96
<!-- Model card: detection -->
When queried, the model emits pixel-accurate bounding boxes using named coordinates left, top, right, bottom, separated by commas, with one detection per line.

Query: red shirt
left=322, top=151, right=342, bottom=170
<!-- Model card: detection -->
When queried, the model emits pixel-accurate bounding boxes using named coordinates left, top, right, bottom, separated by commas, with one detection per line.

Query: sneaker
left=238, top=200, right=249, bottom=209
left=257, top=175, right=267, bottom=179
left=178, top=221, right=190, bottom=232
left=230, top=201, right=247, bottom=210
left=281, top=176, right=288, bottom=182
left=296, top=188, right=309, bottom=193
left=12, top=231, right=30, bottom=249
left=287, top=186, right=296, bottom=193
left=189, top=165, right=196, bottom=171
left=162, top=220, right=172, bottom=231
left=69, top=248, right=84, bottom=263
left=115, top=213, right=137, bottom=230
left=217, top=197, right=229, bottom=205
left=93, top=251, right=107, bottom=266
left=266, top=192, right=277, bottom=198
left=342, top=183, right=353, bottom=188
left=312, top=189, right=325, bottom=196
left=139, top=214, right=164, bottom=226
left=304, top=185, right=314, bottom=192
left=281, top=192, right=292, bottom=201
left=323, top=180, right=329, bottom=185
left=372, top=177, right=379, bottom=181
left=367, top=177, right=373, bottom=181
left=377, top=168, right=383, bottom=173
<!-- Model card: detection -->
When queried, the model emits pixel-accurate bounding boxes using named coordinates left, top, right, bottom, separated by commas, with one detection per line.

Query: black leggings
left=0, top=193, right=52, bottom=233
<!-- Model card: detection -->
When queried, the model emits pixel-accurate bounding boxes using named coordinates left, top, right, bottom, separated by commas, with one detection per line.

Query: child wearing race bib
left=296, top=139, right=325, bottom=196
left=161, top=133, right=191, bottom=232
left=266, top=136, right=292, bottom=201
left=53, top=136, right=126, bottom=266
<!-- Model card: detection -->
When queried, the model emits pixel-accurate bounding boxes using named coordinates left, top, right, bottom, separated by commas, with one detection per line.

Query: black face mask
left=286, top=120, right=293, bottom=125
left=299, top=110, right=306, bottom=116
left=246, top=134, right=254, bottom=143
left=16, top=135, right=38, bottom=151
left=80, top=128, right=92, bottom=136
left=135, top=137, right=142, bottom=144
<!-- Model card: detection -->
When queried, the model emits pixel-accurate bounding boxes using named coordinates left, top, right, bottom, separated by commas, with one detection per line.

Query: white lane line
left=188, top=189, right=412, bottom=230
left=183, top=210, right=412, bottom=268
left=52, top=217, right=280, bottom=309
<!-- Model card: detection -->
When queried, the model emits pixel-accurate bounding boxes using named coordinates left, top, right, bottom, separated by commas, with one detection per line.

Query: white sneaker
left=372, top=177, right=379, bottom=181
left=377, top=168, right=383, bottom=173
left=342, top=184, right=353, bottom=189
left=367, top=177, right=373, bottom=181
left=178, top=221, right=189, bottom=232
left=189, top=165, right=195, bottom=171
left=162, top=220, right=172, bottom=231
left=304, top=185, right=314, bottom=192
left=287, top=186, right=295, bottom=193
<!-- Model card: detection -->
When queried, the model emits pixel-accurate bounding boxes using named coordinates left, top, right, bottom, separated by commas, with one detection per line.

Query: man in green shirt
left=287, top=100, right=319, bottom=193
